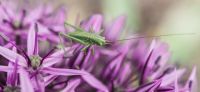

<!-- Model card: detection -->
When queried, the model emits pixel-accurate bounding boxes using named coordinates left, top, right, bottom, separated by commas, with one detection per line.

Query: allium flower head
left=0, top=1, right=197, bottom=92
left=0, top=0, right=67, bottom=46
left=0, top=22, right=109, bottom=92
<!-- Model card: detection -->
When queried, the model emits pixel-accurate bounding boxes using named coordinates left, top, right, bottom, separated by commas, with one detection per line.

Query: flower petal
left=134, top=79, right=161, bottom=92
left=0, top=46, right=26, bottom=67
left=37, top=23, right=60, bottom=43
left=117, top=62, right=131, bottom=84
left=0, top=6, right=11, bottom=20
left=27, top=23, right=38, bottom=56
left=160, top=68, right=185, bottom=86
left=7, top=57, right=18, bottom=86
left=31, top=74, right=45, bottom=92
left=42, top=47, right=72, bottom=67
left=185, top=67, right=197, bottom=92
left=25, top=6, right=43, bottom=24
left=139, top=40, right=156, bottom=85
left=19, top=69, right=34, bottom=92
left=175, top=69, right=179, bottom=92
left=148, top=42, right=170, bottom=70
left=0, top=3, right=15, bottom=21
left=42, top=67, right=86, bottom=76
left=42, top=6, right=66, bottom=25
left=104, top=53, right=124, bottom=79
left=44, top=75, right=57, bottom=86
left=156, top=86, right=174, bottom=92
left=81, top=14, right=103, bottom=32
left=61, top=79, right=81, bottom=92
left=105, top=15, right=126, bottom=41
left=82, top=71, right=109, bottom=92
left=0, top=65, right=14, bottom=72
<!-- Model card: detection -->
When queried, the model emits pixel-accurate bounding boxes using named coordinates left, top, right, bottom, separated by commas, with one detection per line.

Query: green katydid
left=59, top=22, right=195, bottom=54
left=59, top=22, right=107, bottom=53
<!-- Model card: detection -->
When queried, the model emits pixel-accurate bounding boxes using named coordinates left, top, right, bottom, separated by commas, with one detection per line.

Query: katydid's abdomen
left=64, top=31, right=106, bottom=46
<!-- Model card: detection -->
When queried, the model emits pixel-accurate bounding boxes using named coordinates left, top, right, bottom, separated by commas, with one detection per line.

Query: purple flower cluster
left=0, top=1, right=197, bottom=92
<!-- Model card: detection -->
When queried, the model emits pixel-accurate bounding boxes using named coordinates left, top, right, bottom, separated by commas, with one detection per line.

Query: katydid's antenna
left=64, top=22, right=83, bottom=31
left=116, top=33, right=196, bottom=42
left=105, top=32, right=196, bottom=44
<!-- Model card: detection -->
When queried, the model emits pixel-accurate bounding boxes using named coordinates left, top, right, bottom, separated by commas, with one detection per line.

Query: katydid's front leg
left=59, top=32, right=73, bottom=46
left=58, top=32, right=72, bottom=58
left=65, top=22, right=83, bottom=31
left=81, top=45, right=95, bottom=55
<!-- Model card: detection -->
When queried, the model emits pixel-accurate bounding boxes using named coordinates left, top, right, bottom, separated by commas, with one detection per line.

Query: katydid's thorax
left=67, top=31, right=106, bottom=46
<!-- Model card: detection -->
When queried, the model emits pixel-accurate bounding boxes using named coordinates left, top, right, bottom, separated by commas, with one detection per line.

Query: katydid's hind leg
left=81, top=45, right=95, bottom=55
left=81, top=45, right=90, bottom=51
left=59, top=32, right=74, bottom=47
left=91, top=46, right=95, bottom=55
left=58, top=32, right=65, bottom=49
left=81, top=45, right=90, bottom=54
left=66, top=37, right=73, bottom=46
left=63, top=39, right=76, bottom=58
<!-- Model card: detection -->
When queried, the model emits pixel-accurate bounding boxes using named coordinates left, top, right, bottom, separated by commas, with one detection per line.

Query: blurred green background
left=21, top=0, right=200, bottom=83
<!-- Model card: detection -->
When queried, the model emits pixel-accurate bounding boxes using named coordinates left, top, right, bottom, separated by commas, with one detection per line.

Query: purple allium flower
left=0, top=1, right=197, bottom=92
left=0, top=22, right=109, bottom=92
left=0, top=0, right=67, bottom=46
left=52, top=14, right=197, bottom=92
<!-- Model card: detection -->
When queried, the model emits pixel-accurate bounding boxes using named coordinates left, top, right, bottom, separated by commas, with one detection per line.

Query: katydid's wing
left=67, top=35, right=89, bottom=45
